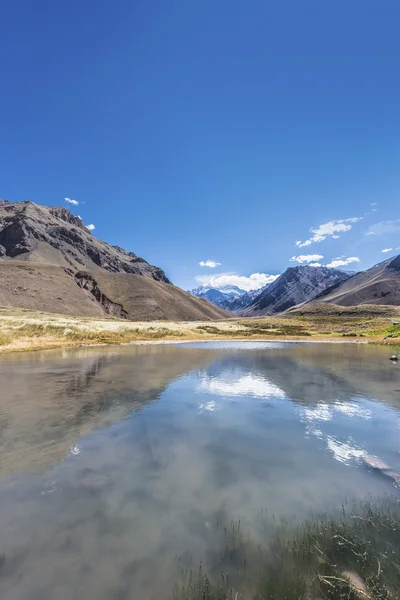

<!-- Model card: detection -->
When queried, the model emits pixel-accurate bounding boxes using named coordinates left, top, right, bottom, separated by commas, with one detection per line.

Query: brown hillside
left=311, top=255, right=400, bottom=307
left=0, top=201, right=230, bottom=320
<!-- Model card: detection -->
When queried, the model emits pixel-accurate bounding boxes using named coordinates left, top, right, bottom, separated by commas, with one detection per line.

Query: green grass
left=384, top=324, right=400, bottom=339
left=173, top=498, right=400, bottom=600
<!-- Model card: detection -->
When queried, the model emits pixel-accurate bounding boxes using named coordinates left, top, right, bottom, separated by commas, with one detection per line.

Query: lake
left=0, top=342, right=399, bottom=599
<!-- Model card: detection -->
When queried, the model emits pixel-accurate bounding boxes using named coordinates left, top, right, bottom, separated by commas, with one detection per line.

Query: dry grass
left=1, top=303, right=400, bottom=353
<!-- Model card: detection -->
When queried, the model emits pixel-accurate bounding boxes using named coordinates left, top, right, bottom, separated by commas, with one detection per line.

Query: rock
left=342, top=571, right=367, bottom=598
left=79, top=471, right=112, bottom=491
left=363, top=454, right=400, bottom=486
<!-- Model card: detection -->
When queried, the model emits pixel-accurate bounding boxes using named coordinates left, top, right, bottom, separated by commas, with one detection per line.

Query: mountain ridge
left=0, top=200, right=230, bottom=321
left=308, top=254, right=400, bottom=307
left=241, top=265, right=350, bottom=316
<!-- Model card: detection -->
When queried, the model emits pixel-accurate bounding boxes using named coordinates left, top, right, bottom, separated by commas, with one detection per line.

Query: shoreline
left=1, top=305, right=399, bottom=355
left=0, top=335, right=375, bottom=355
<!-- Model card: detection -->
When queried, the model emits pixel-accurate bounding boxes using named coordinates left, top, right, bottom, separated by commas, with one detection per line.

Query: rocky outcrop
left=75, top=272, right=128, bottom=318
left=0, top=200, right=170, bottom=281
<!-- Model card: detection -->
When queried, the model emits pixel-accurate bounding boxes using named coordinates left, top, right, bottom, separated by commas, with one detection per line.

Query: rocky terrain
left=241, top=266, right=350, bottom=316
left=0, top=200, right=230, bottom=320
left=310, top=254, right=400, bottom=306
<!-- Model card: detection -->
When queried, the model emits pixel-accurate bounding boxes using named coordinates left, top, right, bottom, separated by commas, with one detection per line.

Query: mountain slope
left=311, top=254, right=400, bottom=306
left=242, top=266, right=350, bottom=316
left=0, top=201, right=230, bottom=320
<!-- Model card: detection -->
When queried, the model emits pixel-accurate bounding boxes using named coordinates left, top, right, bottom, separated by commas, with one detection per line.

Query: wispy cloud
left=366, top=220, right=400, bottom=236
left=196, top=272, right=279, bottom=292
left=65, top=197, right=79, bottom=206
left=199, top=259, right=221, bottom=268
left=86, top=224, right=95, bottom=231
left=290, top=254, right=324, bottom=264
left=295, top=217, right=361, bottom=248
left=370, top=202, right=378, bottom=206
left=326, top=256, right=360, bottom=269
left=382, top=248, right=393, bottom=253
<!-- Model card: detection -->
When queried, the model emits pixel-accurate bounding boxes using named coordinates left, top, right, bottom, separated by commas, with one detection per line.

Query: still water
left=0, top=342, right=399, bottom=599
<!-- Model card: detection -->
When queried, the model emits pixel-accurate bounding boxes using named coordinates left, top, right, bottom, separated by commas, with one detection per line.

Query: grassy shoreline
left=1, top=303, right=400, bottom=354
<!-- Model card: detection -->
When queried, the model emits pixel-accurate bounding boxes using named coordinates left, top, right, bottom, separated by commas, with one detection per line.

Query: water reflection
left=198, top=372, right=285, bottom=399
left=0, top=342, right=399, bottom=600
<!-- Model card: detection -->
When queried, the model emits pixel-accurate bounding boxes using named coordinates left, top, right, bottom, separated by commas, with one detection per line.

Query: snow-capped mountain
left=188, top=284, right=271, bottom=311
left=221, top=283, right=271, bottom=312
left=188, top=285, right=246, bottom=308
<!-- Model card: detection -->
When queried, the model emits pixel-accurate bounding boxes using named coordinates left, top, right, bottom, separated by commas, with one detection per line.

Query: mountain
left=220, top=284, right=271, bottom=312
left=241, top=266, right=350, bottom=316
left=310, top=254, right=400, bottom=306
left=0, top=200, right=230, bottom=320
left=189, top=285, right=246, bottom=308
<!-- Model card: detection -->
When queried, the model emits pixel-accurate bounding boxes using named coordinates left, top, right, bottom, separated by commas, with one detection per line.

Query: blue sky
left=1, top=0, right=400, bottom=291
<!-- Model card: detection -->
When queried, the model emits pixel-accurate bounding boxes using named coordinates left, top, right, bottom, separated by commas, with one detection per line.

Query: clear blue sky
left=1, top=0, right=400, bottom=291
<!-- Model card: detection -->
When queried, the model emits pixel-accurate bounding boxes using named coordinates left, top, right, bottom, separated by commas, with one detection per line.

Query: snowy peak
left=189, top=284, right=269, bottom=311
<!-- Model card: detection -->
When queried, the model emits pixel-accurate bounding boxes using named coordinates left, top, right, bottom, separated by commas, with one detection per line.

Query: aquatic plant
left=173, top=497, right=400, bottom=600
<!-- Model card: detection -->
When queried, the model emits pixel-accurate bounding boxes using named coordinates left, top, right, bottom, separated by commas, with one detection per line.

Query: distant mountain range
left=0, top=200, right=230, bottom=320
left=188, top=284, right=270, bottom=311
left=190, top=266, right=351, bottom=316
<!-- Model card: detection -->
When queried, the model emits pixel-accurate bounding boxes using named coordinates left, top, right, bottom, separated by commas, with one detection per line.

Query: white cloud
left=295, top=217, right=361, bottom=248
left=290, top=254, right=324, bottom=264
left=86, top=224, right=95, bottom=231
left=65, top=197, right=79, bottom=206
left=382, top=248, right=393, bottom=253
left=309, top=262, right=322, bottom=267
left=366, top=220, right=400, bottom=236
left=196, top=272, right=279, bottom=292
left=199, top=260, right=221, bottom=268
left=326, top=256, right=360, bottom=269
left=370, top=202, right=378, bottom=206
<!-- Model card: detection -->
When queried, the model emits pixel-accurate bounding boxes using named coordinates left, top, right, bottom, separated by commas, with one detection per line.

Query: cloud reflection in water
left=300, top=400, right=371, bottom=465
left=198, top=373, right=285, bottom=400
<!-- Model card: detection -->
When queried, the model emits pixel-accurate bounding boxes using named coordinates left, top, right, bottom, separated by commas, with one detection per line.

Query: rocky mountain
left=0, top=200, right=230, bottom=321
left=310, top=254, right=400, bottom=307
left=223, top=284, right=271, bottom=312
left=241, top=266, right=350, bottom=316
left=189, top=285, right=246, bottom=308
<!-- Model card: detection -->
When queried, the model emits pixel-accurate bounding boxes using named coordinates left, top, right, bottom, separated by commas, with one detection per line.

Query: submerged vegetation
left=173, top=498, right=400, bottom=600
